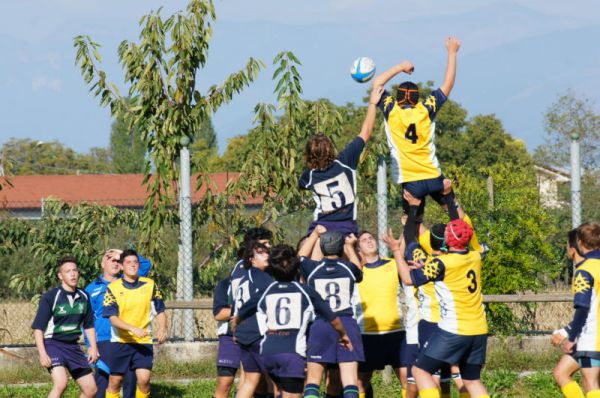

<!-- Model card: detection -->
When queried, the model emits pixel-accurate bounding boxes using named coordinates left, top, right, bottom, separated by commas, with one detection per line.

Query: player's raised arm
left=370, top=60, right=414, bottom=88
left=358, top=86, right=385, bottom=143
left=440, top=37, right=461, bottom=97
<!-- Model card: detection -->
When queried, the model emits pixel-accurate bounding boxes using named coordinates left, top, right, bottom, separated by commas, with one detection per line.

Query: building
left=0, top=173, right=262, bottom=219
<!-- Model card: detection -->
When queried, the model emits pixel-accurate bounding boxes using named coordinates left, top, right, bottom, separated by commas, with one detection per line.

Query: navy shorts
left=104, top=342, right=153, bottom=374
left=359, top=331, right=404, bottom=372
left=261, top=352, right=306, bottom=379
left=217, top=335, right=241, bottom=369
left=401, top=176, right=446, bottom=216
left=307, top=220, right=359, bottom=237
left=416, top=329, right=487, bottom=373
left=239, top=340, right=265, bottom=373
left=577, top=356, right=600, bottom=368
left=307, top=316, right=364, bottom=364
left=418, top=320, right=451, bottom=379
left=44, top=339, right=92, bottom=379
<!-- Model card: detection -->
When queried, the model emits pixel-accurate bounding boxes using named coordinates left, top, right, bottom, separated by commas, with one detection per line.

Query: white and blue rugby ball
left=350, top=57, right=376, bottom=83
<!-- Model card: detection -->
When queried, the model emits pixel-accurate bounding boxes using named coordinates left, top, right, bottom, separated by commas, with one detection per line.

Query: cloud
left=31, top=76, right=62, bottom=92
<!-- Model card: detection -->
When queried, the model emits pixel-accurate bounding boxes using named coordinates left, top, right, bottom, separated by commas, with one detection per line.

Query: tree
left=74, top=0, right=263, bottom=254
left=190, top=116, right=218, bottom=172
left=110, top=107, right=146, bottom=173
left=534, top=92, right=600, bottom=170
left=1, top=138, right=112, bottom=175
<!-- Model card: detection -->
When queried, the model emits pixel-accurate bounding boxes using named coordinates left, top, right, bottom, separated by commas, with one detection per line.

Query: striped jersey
left=300, top=257, right=363, bottom=317
left=409, top=250, right=488, bottom=336
left=239, top=281, right=336, bottom=357
left=377, top=89, right=446, bottom=183
left=31, top=286, right=93, bottom=343
left=403, top=282, right=420, bottom=345
left=233, top=267, right=274, bottom=345
left=299, top=137, right=365, bottom=222
left=572, top=251, right=600, bottom=356
left=102, top=277, right=165, bottom=344
left=353, top=258, right=404, bottom=334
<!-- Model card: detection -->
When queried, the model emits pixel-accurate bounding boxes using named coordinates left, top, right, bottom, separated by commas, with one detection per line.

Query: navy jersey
left=299, top=137, right=365, bottom=222
left=238, top=281, right=336, bottom=357
left=233, top=267, right=274, bottom=345
left=31, top=286, right=94, bottom=343
left=213, top=278, right=232, bottom=336
left=300, top=257, right=362, bottom=317
left=229, top=259, right=247, bottom=309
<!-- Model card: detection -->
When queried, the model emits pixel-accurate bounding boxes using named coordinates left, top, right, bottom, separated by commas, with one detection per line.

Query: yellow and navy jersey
left=571, top=252, right=600, bottom=355
left=413, top=234, right=441, bottom=323
left=102, top=277, right=165, bottom=344
left=377, top=89, right=447, bottom=183
left=410, top=250, right=488, bottom=336
left=353, top=258, right=404, bottom=334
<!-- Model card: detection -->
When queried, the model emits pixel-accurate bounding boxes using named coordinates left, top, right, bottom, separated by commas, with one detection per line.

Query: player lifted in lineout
left=371, top=37, right=462, bottom=225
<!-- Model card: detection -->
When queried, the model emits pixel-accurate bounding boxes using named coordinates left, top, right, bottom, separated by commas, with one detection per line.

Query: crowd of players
left=29, top=34, right=600, bottom=398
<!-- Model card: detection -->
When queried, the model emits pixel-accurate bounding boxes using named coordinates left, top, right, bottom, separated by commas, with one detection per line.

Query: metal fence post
left=377, top=156, right=388, bottom=258
left=179, top=138, right=194, bottom=342
left=570, top=132, right=582, bottom=229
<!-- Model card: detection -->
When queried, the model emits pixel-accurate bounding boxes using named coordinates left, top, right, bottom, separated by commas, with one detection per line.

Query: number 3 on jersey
left=405, top=123, right=417, bottom=144
left=265, top=293, right=302, bottom=330
left=466, top=270, right=478, bottom=293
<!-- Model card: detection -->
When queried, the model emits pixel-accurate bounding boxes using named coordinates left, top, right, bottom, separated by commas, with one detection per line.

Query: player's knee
left=53, top=378, right=68, bottom=393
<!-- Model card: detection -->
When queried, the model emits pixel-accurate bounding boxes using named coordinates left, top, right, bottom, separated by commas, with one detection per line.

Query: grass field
left=0, top=349, right=575, bottom=398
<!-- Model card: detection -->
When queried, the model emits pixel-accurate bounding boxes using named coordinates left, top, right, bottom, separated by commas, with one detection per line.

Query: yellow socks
left=106, top=392, right=120, bottom=398
left=560, top=380, right=584, bottom=398
left=586, top=389, right=600, bottom=398
left=420, top=388, right=441, bottom=398
left=359, top=393, right=366, bottom=398
left=135, top=387, right=150, bottom=398
left=401, top=389, right=406, bottom=398
left=459, top=393, right=470, bottom=398
left=476, top=395, right=491, bottom=398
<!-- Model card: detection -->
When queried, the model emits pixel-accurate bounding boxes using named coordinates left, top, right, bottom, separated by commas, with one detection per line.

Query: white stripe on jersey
left=427, top=122, right=441, bottom=173
left=577, top=286, right=600, bottom=352
left=403, top=284, right=419, bottom=344
left=435, top=281, right=459, bottom=334
left=383, top=121, right=404, bottom=184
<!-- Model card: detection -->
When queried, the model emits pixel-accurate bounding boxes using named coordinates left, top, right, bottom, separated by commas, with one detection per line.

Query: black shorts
left=358, top=331, right=404, bottom=372
left=401, top=176, right=446, bottom=216
left=271, top=375, right=305, bottom=393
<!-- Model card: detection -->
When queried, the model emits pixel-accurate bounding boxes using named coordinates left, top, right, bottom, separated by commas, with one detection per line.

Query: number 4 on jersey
left=405, top=123, right=417, bottom=144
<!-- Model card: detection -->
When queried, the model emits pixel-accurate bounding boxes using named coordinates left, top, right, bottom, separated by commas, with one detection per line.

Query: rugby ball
left=350, top=57, right=376, bottom=83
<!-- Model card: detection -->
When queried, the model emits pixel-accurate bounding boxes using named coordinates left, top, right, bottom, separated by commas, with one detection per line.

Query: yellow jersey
left=572, top=253, right=600, bottom=354
left=103, top=277, right=165, bottom=344
left=410, top=251, right=488, bottom=336
left=377, top=88, right=447, bottom=183
left=353, top=258, right=404, bottom=334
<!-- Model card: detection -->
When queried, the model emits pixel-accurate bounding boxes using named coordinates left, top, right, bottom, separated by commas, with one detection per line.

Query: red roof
left=0, top=173, right=262, bottom=210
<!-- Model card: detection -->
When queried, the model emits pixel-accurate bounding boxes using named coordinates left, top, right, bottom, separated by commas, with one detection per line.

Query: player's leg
left=451, top=366, right=469, bottom=398
left=304, top=362, right=326, bottom=397
left=338, top=361, right=359, bottom=397
left=236, top=371, right=262, bottom=398
left=48, top=366, right=69, bottom=398
left=94, top=369, right=110, bottom=398
left=107, top=374, right=124, bottom=398
left=122, top=367, right=138, bottom=398
left=412, top=364, right=442, bottom=398
left=134, top=368, right=152, bottom=397
left=580, top=359, right=600, bottom=396
left=439, top=364, right=452, bottom=398
left=553, top=355, right=583, bottom=398
left=214, top=367, right=237, bottom=398
left=357, top=370, right=373, bottom=398
left=337, top=316, right=363, bottom=398
left=73, top=371, right=97, bottom=398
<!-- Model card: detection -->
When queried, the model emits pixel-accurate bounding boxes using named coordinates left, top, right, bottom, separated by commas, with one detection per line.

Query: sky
left=1, top=0, right=599, bottom=155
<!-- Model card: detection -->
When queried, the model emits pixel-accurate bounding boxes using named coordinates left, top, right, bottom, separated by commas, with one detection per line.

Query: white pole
left=377, top=156, right=388, bottom=258
left=570, top=133, right=581, bottom=229
left=179, top=137, right=194, bottom=342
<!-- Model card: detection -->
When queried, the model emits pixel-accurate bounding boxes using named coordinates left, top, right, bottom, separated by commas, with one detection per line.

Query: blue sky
left=1, top=0, right=599, bottom=155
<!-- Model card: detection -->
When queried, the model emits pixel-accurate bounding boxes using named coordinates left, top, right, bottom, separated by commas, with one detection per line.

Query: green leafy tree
left=74, top=0, right=263, bottom=254
left=110, top=108, right=146, bottom=173
left=534, top=92, right=600, bottom=170
left=190, top=116, right=218, bottom=172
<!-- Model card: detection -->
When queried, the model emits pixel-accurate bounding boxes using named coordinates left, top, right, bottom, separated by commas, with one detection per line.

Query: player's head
left=430, top=224, right=448, bottom=252
left=320, top=231, right=345, bottom=257
left=356, top=231, right=378, bottom=258
left=119, top=249, right=140, bottom=279
left=567, top=228, right=583, bottom=261
left=445, top=220, right=473, bottom=250
left=57, top=256, right=79, bottom=289
left=396, top=81, right=419, bottom=108
left=242, top=241, right=270, bottom=270
left=101, top=248, right=123, bottom=277
left=304, top=133, right=337, bottom=170
left=577, top=222, right=600, bottom=252
left=268, top=244, right=300, bottom=282
left=237, top=227, right=272, bottom=258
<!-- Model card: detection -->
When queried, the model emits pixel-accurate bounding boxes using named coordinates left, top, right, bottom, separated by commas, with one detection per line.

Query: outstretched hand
left=369, top=85, right=385, bottom=105
left=400, top=60, right=414, bottom=74
left=446, top=37, right=461, bottom=53
left=403, top=190, right=422, bottom=206
left=382, top=228, right=403, bottom=252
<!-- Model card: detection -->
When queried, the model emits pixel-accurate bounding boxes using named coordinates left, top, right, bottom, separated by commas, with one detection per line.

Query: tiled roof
left=0, top=173, right=262, bottom=209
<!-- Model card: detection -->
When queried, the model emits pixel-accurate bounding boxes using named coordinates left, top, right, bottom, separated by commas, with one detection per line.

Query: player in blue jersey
left=212, top=277, right=242, bottom=398
left=235, top=244, right=353, bottom=398
left=298, top=226, right=364, bottom=398
left=85, top=249, right=152, bottom=398
left=32, top=257, right=99, bottom=398
left=233, top=241, right=275, bottom=398
left=299, top=87, right=384, bottom=257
